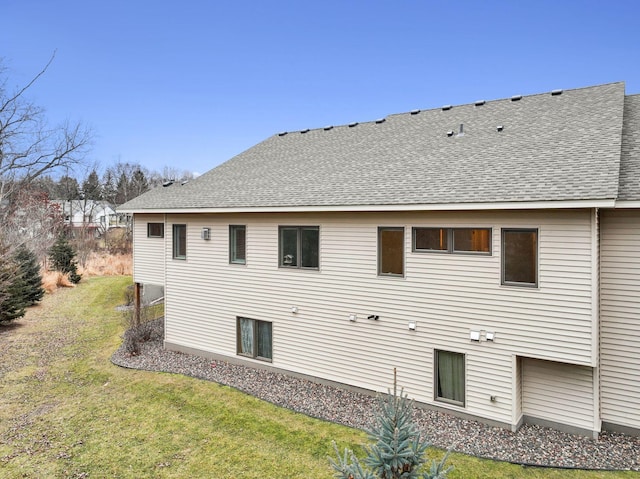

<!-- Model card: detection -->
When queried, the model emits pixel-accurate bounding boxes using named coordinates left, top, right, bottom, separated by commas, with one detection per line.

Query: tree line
left=31, top=162, right=194, bottom=205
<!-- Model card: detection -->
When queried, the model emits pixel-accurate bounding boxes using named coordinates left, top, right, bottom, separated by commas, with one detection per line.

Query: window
left=379, top=227, right=404, bottom=276
left=172, top=224, right=186, bottom=259
left=147, top=222, right=164, bottom=238
left=413, top=227, right=491, bottom=254
left=414, top=227, right=448, bottom=252
left=435, top=350, right=465, bottom=406
left=237, top=317, right=272, bottom=361
left=230, top=225, right=246, bottom=264
left=279, top=226, right=319, bottom=269
left=502, top=228, right=538, bottom=286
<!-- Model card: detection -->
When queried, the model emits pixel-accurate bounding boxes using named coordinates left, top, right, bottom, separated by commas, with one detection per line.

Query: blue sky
left=2, top=0, right=639, bottom=177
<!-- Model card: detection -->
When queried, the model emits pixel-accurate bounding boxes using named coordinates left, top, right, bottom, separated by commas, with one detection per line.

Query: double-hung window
left=413, top=227, right=491, bottom=254
left=230, top=225, right=246, bottom=264
left=502, top=228, right=538, bottom=287
left=147, top=222, right=164, bottom=238
left=237, top=317, right=272, bottom=361
left=378, top=227, right=404, bottom=276
left=279, top=226, right=319, bottom=269
left=434, top=350, right=465, bottom=406
left=172, top=224, right=187, bottom=260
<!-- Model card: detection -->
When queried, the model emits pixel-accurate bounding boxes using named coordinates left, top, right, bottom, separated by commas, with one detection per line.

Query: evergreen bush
left=330, top=387, right=452, bottom=479
left=14, top=246, right=45, bottom=306
left=48, top=236, right=82, bottom=284
left=0, top=256, right=26, bottom=323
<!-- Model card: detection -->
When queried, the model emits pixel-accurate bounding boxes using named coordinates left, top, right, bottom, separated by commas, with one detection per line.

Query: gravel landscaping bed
left=111, top=318, right=640, bottom=471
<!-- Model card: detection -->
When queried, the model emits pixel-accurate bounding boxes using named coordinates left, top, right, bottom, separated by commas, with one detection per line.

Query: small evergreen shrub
left=330, top=388, right=452, bottom=479
left=48, top=235, right=82, bottom=284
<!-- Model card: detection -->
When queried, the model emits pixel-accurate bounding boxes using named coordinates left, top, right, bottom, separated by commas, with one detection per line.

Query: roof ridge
left=275, top=82, right=627, bottom=138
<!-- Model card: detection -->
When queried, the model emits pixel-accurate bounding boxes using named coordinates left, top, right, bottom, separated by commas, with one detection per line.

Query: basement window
left=237, top=317, right=272, bottom=361
left=435, top=350, right=465, bottom=406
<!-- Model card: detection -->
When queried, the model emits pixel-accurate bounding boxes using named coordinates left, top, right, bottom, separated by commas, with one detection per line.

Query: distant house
left=120, top=82, right=640, bottom=438
left=52, top=200, right=129, bottom=236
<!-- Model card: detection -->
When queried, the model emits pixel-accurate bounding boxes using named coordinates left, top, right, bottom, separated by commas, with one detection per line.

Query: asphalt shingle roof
left=120, top=82, right=627, bottom=212
left=619, top=94, right=640, bottom=200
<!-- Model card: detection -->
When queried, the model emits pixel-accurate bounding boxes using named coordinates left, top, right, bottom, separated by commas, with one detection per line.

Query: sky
left=1, top=0, right=640, bottom=177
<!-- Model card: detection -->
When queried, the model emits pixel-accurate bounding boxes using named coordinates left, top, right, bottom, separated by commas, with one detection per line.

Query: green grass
left=0, top=276, right=638, bottom=478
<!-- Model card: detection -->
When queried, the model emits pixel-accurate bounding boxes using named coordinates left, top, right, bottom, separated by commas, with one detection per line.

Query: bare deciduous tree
left=0, top=54, right=91, bottom=210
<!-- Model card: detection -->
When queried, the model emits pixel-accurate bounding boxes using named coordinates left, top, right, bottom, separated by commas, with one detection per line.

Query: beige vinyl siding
left=132, top=214, right=165, bottom=285
left=521, top=357, right=596, bottom=431
left=157, top=209, right=595, bottom=428
left=600, top=209, right=640, bottom=430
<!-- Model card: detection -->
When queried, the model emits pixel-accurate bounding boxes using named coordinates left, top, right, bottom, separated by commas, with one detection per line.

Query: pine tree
left=14, top=246, right=44, bottom=306
left=0, top=252, right=26, bottom=323
left=115, top=172, right=129, bottom=205
left=102, top=169, right=118, bottom=205
left=48, top=236, right=82, bottom=284
left=55, top=175, right=81, bottom=200
left=330, top=384, right=452, bottom=479
left=82, top=169, right=103, bottom=200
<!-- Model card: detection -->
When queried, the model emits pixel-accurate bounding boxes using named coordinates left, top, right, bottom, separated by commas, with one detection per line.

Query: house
left=119, top=82, right=640, bottom=438
left=52, top=199, right=129, bottom=236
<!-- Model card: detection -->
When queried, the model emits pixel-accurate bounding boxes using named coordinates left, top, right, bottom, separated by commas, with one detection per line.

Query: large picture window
left=413, top=227, right=491, bottom=254
left=172, top=224, right=186, bottom=260
left=379, top=227, right=404, bottom=276
left=230, top=225, right=246, bottom=264
left=237, top=317, right=272, bottom=361
left=435, top=350, right=465, bottom=406
left=279, top=226, right=319, bottom=269
left=502, top=228, right=538, bottom=287
left=147, top=222, right=164, bottom=238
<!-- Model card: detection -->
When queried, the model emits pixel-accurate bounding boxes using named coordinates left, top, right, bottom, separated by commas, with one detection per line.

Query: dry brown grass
left=41, top=271, right=73, bottom=293
left=78, top=251, right=132, bottom=277
left=42, top=251, right=132, bottom=294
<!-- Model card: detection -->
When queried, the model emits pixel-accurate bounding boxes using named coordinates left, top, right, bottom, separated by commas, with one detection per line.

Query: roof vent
left=458, top=124, right=464, bottom=136
left=300, top=128, right=310, bottom=134
left=278, top=131, right=288, bottom=136
left=410, top=109, right=420, bottom=115
left=348, top=122, right=358, bottom=127
left=162, top=181, right=174, bottom=187
left=551, top=89, right=563, bottom=96
left=446, top=130, right=455, bottom=137
left=511, top=95, right=522, bottom=101
left=474, top=100, right=486, bottom=106
left=323, top=125, right=333, bottom=131
left=375, top=118, right=386, bottom=124
left=496, top=125, right=504, bottom=132
left=441, top=105, right=452, bottom=111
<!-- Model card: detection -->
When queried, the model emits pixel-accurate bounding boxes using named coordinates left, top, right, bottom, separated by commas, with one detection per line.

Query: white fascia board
left=613, top=200, right=640, bottom=208
left=119, top=199, right=615, bottom=215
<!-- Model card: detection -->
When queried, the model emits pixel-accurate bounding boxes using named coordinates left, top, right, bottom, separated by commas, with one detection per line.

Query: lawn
left=0, top=276, right=638, bottom=478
